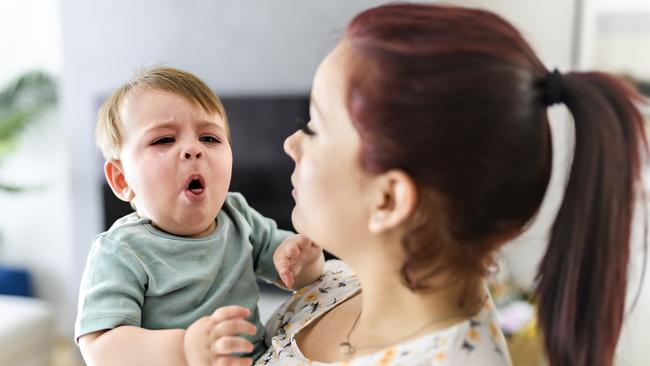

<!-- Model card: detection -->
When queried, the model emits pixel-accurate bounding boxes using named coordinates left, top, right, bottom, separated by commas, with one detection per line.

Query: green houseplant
left=0, top=71, right=57, bottom=295
left=0, top=70, right=57, bottom=192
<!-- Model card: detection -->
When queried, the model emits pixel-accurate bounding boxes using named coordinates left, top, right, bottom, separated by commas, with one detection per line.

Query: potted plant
left=0, top=70, right=57, bottom=297
left=0, top=70, right=57, bottom=192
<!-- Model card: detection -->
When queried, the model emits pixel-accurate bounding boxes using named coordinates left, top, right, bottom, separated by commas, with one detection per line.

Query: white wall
left=454, top=0, right=578, bottom=72
left=8, top=0, right=647, bottom=363
left=59, top=0, right=579, bottom=335
left=59, top=0, right=400, bottom=340
left=0, top=0, right=71, bottom=340
left=43, top=0, right=579, bottom=341
left=0, top=1, right=63, bottom=86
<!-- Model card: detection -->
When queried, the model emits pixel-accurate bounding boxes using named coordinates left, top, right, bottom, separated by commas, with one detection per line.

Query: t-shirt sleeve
left=74, top=235, right=147, bottom=343
left=226, top=192, right=293, bottom=283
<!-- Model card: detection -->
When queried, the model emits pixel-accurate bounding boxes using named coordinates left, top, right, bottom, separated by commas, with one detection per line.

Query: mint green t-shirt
left=75, top=192, right=291, bottom=359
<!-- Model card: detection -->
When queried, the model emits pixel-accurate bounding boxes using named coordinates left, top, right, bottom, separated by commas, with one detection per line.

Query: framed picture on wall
left=576, top=0, right=650, bottom=113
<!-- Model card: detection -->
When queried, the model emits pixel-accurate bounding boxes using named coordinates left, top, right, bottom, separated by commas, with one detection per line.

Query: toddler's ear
left=104, top=160, right=134, bottom=202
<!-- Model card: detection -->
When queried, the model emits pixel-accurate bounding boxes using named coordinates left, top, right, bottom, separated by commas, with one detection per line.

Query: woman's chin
left=290, top=209, right=302, bottom=233
left=290, top=209, right=314, bottom=239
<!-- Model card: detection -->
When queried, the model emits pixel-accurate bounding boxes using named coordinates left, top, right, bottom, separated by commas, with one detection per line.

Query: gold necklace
left=338, top=295, right=487, bottom=356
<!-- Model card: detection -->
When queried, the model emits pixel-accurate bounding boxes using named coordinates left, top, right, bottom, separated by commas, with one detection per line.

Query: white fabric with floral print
left=256, top=260, right=511, bottom=366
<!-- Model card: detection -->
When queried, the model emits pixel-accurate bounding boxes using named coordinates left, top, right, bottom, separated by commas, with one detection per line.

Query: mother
left=255, top=3, right=648, bottom=366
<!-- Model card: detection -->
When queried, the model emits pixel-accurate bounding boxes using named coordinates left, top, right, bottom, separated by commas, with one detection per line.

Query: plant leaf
left=0, top=70, right=58, bottom=194
left=0, top=109, right=34, bottom=140
left=0, top=182, right=28, bottom=193
left=0, top=70, right=57, bottom=109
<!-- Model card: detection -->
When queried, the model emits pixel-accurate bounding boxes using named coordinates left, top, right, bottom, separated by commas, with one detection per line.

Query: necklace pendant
left=338, top=342, right=355, bottom=355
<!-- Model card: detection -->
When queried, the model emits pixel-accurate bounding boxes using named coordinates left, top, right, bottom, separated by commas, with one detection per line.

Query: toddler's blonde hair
left=96, top=66, right=228, bottom=160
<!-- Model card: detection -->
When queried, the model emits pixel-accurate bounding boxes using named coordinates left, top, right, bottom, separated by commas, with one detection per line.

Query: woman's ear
left=104, top=160, right=134, bottom=202
left=368, top=170, right=417, bottom=233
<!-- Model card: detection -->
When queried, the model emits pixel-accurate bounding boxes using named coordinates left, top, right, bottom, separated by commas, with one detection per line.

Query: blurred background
left=0, top=0, right=648, bottom=365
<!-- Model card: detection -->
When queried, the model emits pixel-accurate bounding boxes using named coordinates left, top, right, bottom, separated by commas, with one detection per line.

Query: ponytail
left=535, top=71, right=648, bottom=366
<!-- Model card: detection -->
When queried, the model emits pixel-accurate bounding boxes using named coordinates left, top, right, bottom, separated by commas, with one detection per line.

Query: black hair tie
left=540, top=69, right=566, bottom=106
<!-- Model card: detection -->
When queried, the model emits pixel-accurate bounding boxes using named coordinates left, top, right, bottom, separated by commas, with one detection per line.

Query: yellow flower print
left=282, top=323, right=291, bottom=335
left=490, top=282, right=504, bottom=298
left=435, top=351, right=447, bottom=361
left=304, top=292, right=319, bottom=302
left=468, top=328, right=480, bottom=342
left=300, top=316, right=312, bottom=326
left=295, top=287, right=309, bottom=296
left=489, top=321, right=499, bottom=339
left=379, top=346, right=396, bottom=365
left=483, top=300, right=492, bottom=310
left=440, top=337, right=448, bottom=347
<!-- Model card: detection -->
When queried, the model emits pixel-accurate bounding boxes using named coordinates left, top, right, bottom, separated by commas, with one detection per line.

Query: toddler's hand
left=274, top=234, right=322, bottom=289
left=184, top=305, right=257, bottom=366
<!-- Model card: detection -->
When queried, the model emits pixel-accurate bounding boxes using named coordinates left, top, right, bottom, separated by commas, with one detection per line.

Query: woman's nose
left=283, top=131, right=301, bottom=161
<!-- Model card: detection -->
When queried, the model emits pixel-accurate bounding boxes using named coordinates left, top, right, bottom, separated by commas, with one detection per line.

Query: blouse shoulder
left=262, top=260, right=360, bottom=346
left=322, top=259, right=355, bottom=279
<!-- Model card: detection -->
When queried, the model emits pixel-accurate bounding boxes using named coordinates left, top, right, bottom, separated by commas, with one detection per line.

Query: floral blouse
left=256, top=260, right=511, bottom=366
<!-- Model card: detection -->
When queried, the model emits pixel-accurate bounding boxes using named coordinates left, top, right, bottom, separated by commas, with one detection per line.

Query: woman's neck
left=345, top=254, right=486, bottom=348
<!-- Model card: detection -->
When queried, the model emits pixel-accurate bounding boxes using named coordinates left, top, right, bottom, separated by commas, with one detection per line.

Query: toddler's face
left=116, top=89, right=232, bottom=237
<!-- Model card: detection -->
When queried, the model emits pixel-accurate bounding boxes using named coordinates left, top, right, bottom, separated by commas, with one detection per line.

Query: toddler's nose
left=181, top=146, right=202, bottom=160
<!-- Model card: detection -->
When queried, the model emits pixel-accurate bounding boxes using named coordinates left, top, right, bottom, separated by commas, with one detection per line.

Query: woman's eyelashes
left=297, top=119, right=316, bottom=136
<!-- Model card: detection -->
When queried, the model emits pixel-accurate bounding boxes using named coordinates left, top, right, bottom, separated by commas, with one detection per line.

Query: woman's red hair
left=343, top=4, right=648, bottom=366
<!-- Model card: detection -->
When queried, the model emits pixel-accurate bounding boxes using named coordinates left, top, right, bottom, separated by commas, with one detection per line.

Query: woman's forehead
left=312, top=43, right=349, bottom=109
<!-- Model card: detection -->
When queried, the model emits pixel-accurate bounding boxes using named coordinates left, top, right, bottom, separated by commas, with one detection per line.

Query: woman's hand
left=183, top=305, right=257, bottom=366
left=274, top=234, right=325, bottom=289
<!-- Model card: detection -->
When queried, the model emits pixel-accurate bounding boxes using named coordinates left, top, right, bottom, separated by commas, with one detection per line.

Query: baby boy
left=75, top=66, right=323, bottom=365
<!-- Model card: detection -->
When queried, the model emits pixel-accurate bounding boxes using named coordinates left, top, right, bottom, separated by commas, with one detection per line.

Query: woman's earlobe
left=368, top=170, right=417, bottom=233
left=368, top=211, right=388, bottom=233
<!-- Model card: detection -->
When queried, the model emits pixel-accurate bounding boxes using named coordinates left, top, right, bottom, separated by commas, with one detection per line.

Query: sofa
left=0, top=295, right=54, bottom=366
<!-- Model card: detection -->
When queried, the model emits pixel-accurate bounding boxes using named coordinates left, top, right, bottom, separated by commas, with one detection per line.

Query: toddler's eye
left=296, top=119, right=315, bottom=136
left=200, top=135, right=220, bottom=143
left=152, top=136, right=174, bottom=145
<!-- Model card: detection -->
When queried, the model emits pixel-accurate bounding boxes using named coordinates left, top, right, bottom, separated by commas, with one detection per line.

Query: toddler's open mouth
left=188, top=178, right=203, bottom=193
left=184, top=175, right=206, bottom=202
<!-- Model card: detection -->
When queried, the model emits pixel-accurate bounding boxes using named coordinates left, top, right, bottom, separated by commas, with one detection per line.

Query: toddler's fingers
left=302, top=240, right=319, bottom=253
left=213, top=356, right=253, bottom=366
left=280, top=268, right=295, bottom=288
left=291, top=235, right=311, bottom=250
left=211, top=336, right=254, bottom=355
left=276, top=256, right=290, bottom=270
left=210, top=318, right=257, bottom=339
left=290, top=263, right=303, bottom=276
left=209, top=306, right=251, bottom=323
left=284, top=241, right=301, bottom=260
left=276, top=258, right=292, bottom=278
left=281, top=268, right=300, bottom=288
